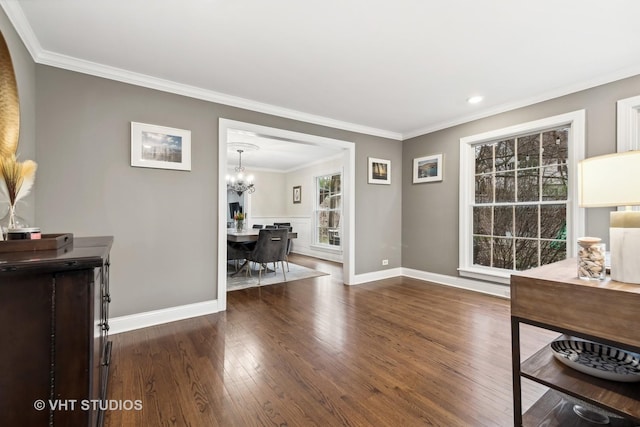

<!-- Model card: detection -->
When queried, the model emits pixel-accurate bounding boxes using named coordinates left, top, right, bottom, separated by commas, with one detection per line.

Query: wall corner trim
left=109, top=299, right=220, bottom=335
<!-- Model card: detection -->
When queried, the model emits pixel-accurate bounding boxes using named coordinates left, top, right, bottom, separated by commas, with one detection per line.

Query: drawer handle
left=65, top=261, right=78, bottom=267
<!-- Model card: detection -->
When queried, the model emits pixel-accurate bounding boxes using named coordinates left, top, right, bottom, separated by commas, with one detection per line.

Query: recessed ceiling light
left=467, top=96, right=484, bottom=104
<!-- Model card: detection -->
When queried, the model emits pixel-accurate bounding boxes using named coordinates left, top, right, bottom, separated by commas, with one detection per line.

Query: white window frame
left=617, top=94, right=640, bottom=152
left=313, top=171, right=343, bottom=251
left=617, top=95, right=640, bottom=213
left=459, top=110, right=586, bottom=284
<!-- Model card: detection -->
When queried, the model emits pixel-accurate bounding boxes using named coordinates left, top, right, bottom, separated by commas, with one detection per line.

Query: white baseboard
left=352, top=267, right=403, bottom=285
left=109, top=299, right=221, bottom=335
left=401, top=267, right=510, bottom=299
left=110, top=268, right=508, bottom=334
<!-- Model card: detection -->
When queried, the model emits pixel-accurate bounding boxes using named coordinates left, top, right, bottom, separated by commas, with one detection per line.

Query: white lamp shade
left=578, top=151, right=640, bottom=207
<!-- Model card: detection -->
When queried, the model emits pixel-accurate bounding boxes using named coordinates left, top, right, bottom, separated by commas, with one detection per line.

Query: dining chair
left=276, top=225, right=293, bottom=271
left=227, top=242, right=250, bottom=272
left=252, top=224, right=264, bottom=229
left=265, top=225, right=277, bottom=229
left=274, top=222, right=291, bottom=228
left=246, top=228, right=288, bottom=284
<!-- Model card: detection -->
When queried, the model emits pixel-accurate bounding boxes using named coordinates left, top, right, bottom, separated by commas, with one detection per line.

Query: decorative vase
left=0, top=203, right=29, bottom=239
left=577, top=237, right=606, bottom=281
left=236, top=220, right=244, bottom=231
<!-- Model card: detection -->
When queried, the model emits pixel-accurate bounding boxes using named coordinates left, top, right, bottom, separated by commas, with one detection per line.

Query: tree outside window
left=472, top=128, right=569, bottom=271
left=315, top=173, right=342, bottom=248
left=460, top=110, right=585, bottom=283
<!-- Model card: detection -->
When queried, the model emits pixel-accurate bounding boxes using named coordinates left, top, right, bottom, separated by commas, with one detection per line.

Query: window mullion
left=513, top=137, right=518, bottom=270
left=538, top=131, right=543, bottom=267
left=490, top=144, right=496, bottom=268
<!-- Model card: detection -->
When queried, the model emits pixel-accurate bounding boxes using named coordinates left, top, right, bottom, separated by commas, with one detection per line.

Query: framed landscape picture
left=131, top=122, right=191, bottom=171
left=368, top=157, right=391, bottom=184
left=413, top=154, right=443, bottom=183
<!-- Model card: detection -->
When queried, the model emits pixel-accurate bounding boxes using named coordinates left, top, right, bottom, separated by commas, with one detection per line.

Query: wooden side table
left=511, top=258, right=640, bottom=426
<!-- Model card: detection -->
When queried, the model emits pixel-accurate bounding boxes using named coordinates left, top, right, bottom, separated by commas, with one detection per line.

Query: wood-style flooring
left=104, top=254, right=557, bottom=426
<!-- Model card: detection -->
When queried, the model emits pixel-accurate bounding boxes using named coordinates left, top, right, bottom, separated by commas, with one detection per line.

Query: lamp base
left=610, top=210, right=640, bottom=284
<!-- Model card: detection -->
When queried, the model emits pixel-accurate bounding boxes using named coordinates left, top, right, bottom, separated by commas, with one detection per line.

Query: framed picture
left=131, top=122, right=191, bottom=171
left=413, top=154, right=443, bottom=183
left=368, top=157, right=391, bottom=184
left=293, top=185, right=302, bottom=204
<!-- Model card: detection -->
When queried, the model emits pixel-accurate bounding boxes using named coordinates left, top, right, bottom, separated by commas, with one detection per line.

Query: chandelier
left=226, top=149, right=255, bottom=196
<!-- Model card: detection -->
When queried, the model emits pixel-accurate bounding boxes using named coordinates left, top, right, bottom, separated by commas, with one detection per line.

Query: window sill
left=458, top=266, right=512, bottom=285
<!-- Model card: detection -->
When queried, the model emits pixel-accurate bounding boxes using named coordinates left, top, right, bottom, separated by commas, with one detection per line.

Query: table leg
left=231, top=260, right=250, bottom=277
left=512, top=316, right=522, bottom=427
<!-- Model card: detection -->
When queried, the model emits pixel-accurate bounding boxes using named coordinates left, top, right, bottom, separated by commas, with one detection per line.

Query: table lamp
left=578, top=151, right=640, bottom=284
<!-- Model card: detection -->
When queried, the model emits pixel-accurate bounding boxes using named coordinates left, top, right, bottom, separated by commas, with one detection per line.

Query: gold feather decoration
left=0, top=155, right=37, bottom=229
left=0, top=154, right=36, bottom=205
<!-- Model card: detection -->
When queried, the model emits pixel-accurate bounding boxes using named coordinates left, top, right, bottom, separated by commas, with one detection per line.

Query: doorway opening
left=217, top=119, right=355, bottom=310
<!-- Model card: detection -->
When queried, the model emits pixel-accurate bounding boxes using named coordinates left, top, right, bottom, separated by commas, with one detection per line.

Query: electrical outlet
left=382, top=259, right=389, bottom=266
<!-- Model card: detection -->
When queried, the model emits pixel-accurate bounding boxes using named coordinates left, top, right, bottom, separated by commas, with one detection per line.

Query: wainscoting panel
left=249, top=216, right=343, bottom=263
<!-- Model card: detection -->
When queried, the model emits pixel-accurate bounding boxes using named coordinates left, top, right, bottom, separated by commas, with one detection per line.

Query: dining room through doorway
left=217, top=119, right=356, bottom=310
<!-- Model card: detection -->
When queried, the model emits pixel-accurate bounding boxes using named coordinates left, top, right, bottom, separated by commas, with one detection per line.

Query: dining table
left=227, top=228, right=298, bottom=243
left=227, top=228, right=298, bottom=278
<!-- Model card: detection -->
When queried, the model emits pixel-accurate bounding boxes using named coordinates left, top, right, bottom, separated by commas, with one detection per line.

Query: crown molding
left=38, top=50, right=403, bottom=140
left=4, top=0, right=640, bottom=143
left=0, top=0, right=42, bottom=57
left=0, top=0, right=402, bottom=141
left=402, top=64, right=640, bottom=140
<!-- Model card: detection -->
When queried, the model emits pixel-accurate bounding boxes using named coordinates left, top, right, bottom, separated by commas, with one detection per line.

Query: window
left=459, top=111, right=585, bottom=283
left=315, top=173, right=342, bottom=249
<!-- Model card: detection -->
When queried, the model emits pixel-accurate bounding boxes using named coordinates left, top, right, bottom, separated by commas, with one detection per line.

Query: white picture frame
left=413, top=153, right=443, bottom=183
left=131, top=122, right=191, bottom=171
left=368, top=157, right=391, bottom=184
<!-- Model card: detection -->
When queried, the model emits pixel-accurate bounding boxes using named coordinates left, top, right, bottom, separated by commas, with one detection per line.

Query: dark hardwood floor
left=104, top=254, right=556, bottom=426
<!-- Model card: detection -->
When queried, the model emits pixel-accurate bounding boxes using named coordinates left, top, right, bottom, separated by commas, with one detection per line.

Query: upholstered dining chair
left=227, top=242, right=250, bottom=272
left=276, top=225, right=293, bottom=271
left=252, top=224, right=263, bottom=229
left=246, top=228, right=288, bottom=284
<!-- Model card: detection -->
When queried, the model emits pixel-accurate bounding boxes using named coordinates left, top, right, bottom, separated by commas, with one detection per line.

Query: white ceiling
left=3, top=0, right=640, bottom=144
left=226, top=129, right=343, bottom=171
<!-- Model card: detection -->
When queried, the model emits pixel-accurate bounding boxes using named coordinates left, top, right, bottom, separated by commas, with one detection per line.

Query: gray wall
left=355, top=138, right=403, bottom=271
left=402, top=74, right=640, bottom=276
left=7, top=5, right=637, bottom=317
left=33, top=66, right=402, bottom=317
left=0, top=8, right=36, bottom=225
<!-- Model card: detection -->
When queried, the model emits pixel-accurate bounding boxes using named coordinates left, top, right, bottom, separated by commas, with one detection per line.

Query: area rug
left=227, top=261, right=328, bottom=291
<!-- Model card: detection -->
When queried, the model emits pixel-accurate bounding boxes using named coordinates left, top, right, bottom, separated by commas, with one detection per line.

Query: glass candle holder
left=577, top=237, right=606, bottom=281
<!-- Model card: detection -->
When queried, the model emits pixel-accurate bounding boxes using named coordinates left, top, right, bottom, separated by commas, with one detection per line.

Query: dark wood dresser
left=0, top=236, right=113, bottom=426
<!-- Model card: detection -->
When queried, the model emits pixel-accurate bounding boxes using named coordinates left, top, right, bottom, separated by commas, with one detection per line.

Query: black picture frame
left=293, top=185, right=302, bottom=204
